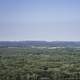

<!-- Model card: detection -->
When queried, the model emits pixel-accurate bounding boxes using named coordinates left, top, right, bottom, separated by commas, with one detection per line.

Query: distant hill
left=0, top=41, right=80, bottom=48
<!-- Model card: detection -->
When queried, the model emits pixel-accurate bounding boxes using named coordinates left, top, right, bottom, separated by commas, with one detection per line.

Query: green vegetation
left=0, top=47, right=80, bottom=80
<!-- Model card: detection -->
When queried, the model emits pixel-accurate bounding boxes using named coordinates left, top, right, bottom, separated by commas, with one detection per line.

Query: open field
left=0, top=47, right=80, bottom=80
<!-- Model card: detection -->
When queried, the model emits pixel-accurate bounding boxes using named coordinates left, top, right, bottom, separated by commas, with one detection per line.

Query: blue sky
left=0, top=0, right=80, bottom=41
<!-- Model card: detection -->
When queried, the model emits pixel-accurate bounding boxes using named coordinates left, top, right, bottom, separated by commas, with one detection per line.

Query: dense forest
left=0, top=47, right=80, bottom=80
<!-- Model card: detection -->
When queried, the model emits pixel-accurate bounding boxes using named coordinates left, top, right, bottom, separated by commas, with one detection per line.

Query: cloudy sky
left=0, top=0, right=80, bottom=41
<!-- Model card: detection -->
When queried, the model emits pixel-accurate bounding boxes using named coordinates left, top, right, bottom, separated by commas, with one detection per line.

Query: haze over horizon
left=0, top=0, right=80, bottom=41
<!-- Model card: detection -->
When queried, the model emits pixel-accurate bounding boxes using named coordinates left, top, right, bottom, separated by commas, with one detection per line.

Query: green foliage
left=0, top=47, right=80, bottom=80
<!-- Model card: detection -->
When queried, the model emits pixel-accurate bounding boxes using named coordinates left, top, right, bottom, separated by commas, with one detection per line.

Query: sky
left=0, top=0, right=80, bottom=41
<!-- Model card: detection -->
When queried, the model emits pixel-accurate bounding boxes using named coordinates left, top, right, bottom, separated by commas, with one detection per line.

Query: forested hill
left=0, top=41, right=80, bottom=48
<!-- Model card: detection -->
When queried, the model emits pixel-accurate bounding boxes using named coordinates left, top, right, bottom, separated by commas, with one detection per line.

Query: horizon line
left=0, top=40, right=80, bottom=42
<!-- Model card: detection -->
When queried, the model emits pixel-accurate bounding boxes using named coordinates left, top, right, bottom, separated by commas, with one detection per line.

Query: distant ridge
left=0, top=41, right=80, bottom=48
